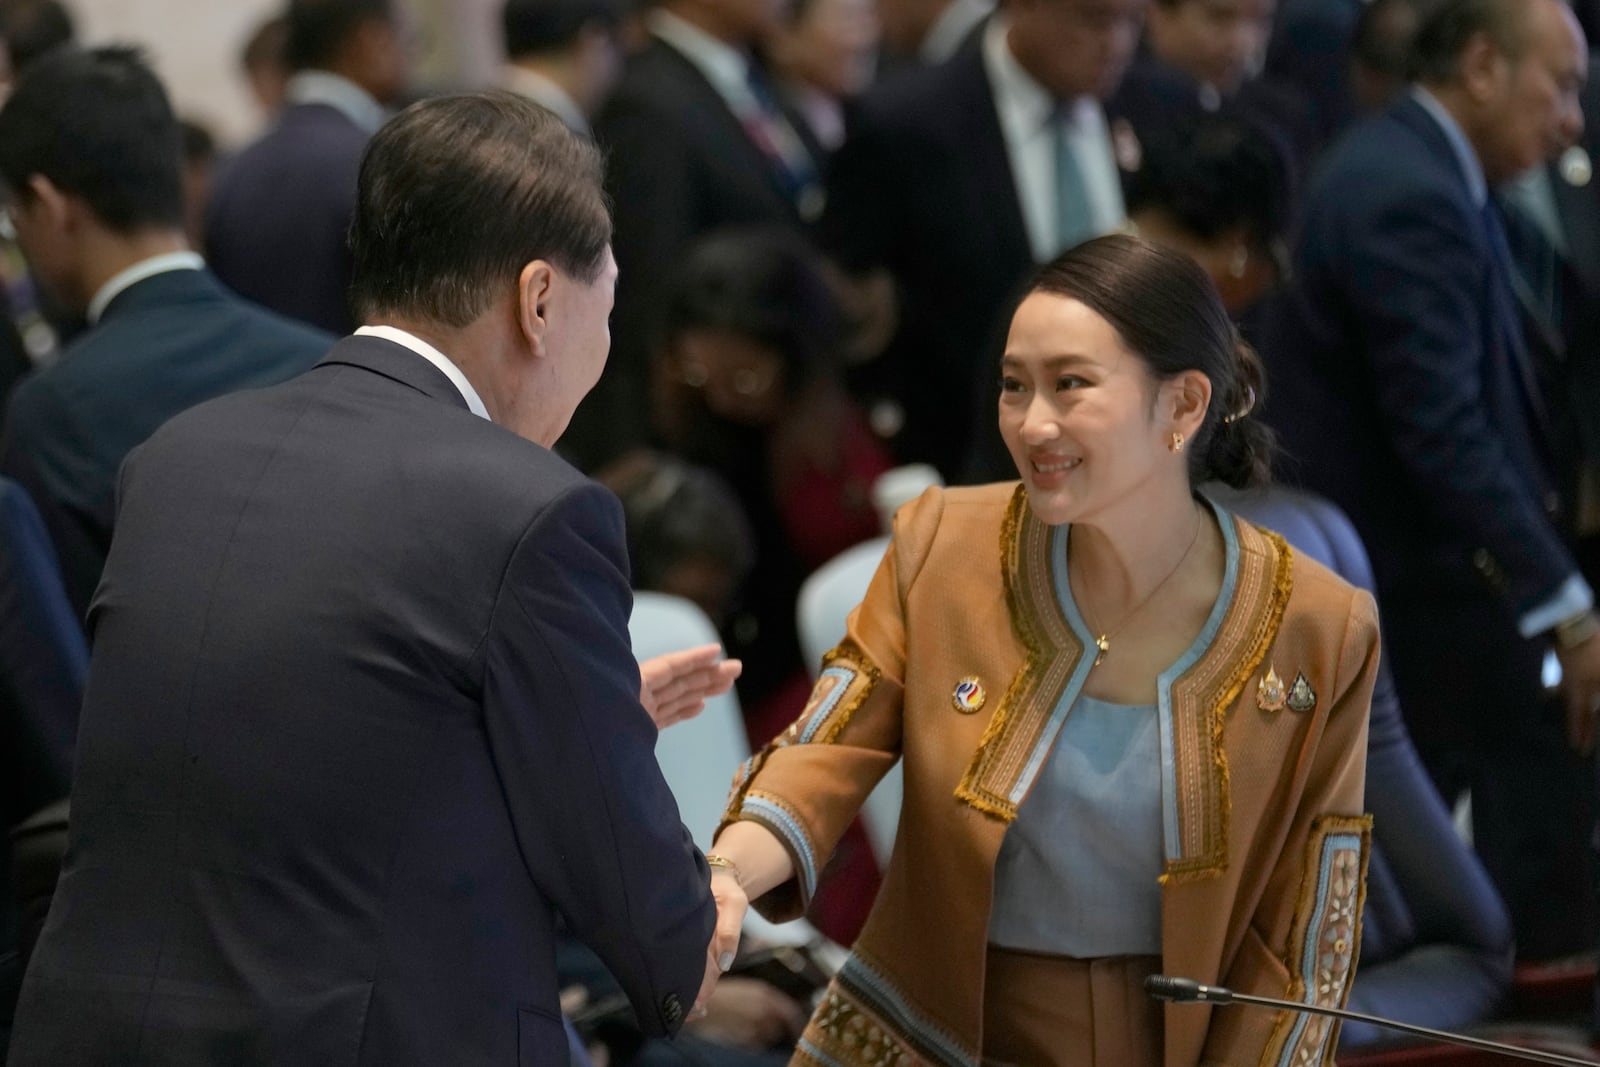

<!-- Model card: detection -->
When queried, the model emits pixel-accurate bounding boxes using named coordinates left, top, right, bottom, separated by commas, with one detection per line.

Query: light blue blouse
left=987, top=498, right=1237, bottom=958
left=988, top=694, right=1165, bottom=956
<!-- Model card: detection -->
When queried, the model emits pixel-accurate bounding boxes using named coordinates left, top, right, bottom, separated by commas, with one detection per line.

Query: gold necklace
left=1077, top=506, right=1205, bottom=667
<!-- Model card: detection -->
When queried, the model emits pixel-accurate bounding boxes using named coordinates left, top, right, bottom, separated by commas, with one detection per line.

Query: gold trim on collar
left=954, top=487, right=1081, bottom=821
left=1163, top=524, right=1294, bottom=883
left=955, top=490, right=1297, bottom=884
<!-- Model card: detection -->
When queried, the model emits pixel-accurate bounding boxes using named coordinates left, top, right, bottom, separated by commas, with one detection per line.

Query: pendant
left=1094, top=634, right=1110, bottom=666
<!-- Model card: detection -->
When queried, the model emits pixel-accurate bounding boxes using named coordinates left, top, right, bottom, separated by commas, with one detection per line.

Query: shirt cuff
left=1518, top=574, right=1595, bottom=639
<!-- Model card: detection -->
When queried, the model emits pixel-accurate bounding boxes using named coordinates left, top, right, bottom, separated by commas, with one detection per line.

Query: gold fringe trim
left=817, top=637, right=884, bottom=745
left=954, top=485, right=1034, bottom=822
left=1163, top=525, right=1296, bottom=885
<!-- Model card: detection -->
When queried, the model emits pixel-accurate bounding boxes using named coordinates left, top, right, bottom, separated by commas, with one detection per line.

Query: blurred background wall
left=70, top=0, right=499, bottom=147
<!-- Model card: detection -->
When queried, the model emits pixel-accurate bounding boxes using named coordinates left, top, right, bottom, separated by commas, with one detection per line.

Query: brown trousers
left=982, top=948, right=1164, bottom=1066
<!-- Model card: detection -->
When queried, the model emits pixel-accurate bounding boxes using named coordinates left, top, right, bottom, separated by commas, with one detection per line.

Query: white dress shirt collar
left=354, top=325, right=491, bottom=420
left=648, top=9, right=758, bottom=115
left=86, top=251, right=205, bottom=325
left=983, top=15, right=1125, bottom=261
left=286, top=70, right=387, bottom=134
left=502, top=65, right=590, bottom=136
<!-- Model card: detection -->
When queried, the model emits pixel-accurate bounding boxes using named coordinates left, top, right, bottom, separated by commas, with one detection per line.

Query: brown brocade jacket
left=719, top=484, right=1380, bottom=1067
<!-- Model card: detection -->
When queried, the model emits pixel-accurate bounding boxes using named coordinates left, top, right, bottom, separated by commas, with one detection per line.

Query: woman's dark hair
left=1123, top=108, right=1291, bottom=262
left=1028, top=234, right=1274, bottom=488
left=596, top=450, right=755, bottom=592
left=657, top=226, right=844, bottom=393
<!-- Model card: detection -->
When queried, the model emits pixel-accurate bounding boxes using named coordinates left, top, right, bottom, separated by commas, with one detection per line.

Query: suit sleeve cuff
left=1518, top=574, right=1595, bottom=639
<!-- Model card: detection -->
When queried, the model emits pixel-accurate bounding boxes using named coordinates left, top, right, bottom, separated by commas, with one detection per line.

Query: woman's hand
left=638, top=644, right=742, bottom=731
left=687, top=977, right=809, bottom=1049
left=694, top=868, right=749, bottom=1019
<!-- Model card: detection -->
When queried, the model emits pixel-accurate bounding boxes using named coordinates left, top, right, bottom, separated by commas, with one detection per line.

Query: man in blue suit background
left=1271, top=0, right=1599, bottom=956
left=206, top=0, right=409, bottom=335
left=0, top=47, right=330, bottom=621
left=6, top=88, right=732, bottom=1065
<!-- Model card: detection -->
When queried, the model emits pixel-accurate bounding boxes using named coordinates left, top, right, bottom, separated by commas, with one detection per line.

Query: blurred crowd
left=4, top=0, right=1600, bottom=1061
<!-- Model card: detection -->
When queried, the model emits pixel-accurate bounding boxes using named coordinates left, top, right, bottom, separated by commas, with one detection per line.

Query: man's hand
left=1556, top=623, right=1600, bottom=755
left=638, top=644, right=741, bottom=731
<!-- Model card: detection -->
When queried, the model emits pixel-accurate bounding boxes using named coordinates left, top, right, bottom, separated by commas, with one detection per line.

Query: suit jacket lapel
left=316, top=336, right=473, bottom=413
left=650, top=41, right=815, bottom=215
left=947, top=30, right=1032, bottom=272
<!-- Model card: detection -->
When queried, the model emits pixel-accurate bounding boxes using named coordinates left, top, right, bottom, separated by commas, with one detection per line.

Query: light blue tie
left=1054, top=109, right=1095, bottom=254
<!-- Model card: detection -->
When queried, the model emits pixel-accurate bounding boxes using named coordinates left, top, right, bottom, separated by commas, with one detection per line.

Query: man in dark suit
left=1271, top=0, right=1600, bottom=955
left=499, top=0, right=625, bottom=136
left=822, top=0, right=1143, bottom=480
left=570, top=0, right=824, bottom=471
left=6, top=91, right=733, bottom=1066
left=205, top=0, right=408, bottom=335
left=1112, top=0, right=1320, bottom=194
left=0, top=47, right=330, bottom=621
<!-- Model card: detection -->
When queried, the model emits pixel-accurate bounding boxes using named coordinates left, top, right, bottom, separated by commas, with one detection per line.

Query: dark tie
left=742, top=67, right=822, bottom=218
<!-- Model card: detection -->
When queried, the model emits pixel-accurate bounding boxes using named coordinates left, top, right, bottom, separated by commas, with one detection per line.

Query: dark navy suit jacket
left=1270, top=93, right=1575, bottom=616
left=571, top=40, right=819, bottom=472
left=206, top=103, right=370, bottom=335
left=821, top=25, right=1034, bottom=478
left=6, top=336, right=715, bottom=1066
left=0, top=268, right=329, bottom=619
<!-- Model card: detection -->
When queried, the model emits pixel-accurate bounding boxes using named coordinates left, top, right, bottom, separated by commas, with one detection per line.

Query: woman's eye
left=1056, top=376, right=1087, bottom=391
left=999, top=375, right=1025, bottom=394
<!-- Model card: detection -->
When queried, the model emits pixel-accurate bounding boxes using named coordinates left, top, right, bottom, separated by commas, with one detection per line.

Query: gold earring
left=1170, top=432, right=1185, bottom=454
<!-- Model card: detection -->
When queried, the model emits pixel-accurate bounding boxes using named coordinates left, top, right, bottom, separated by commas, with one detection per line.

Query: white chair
left=628, top=591, right=816, bottom=945
left=795, top=539, right=904, bottom=868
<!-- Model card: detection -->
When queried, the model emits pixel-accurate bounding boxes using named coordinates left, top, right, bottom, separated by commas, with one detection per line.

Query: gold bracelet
left=1555, top=610, right=1600, bottom=651
left=705, top=853, right=743, bottom=886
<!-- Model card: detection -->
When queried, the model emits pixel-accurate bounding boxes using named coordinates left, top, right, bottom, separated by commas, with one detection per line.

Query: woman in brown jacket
left=701, top=235, right=1381, bottom=1067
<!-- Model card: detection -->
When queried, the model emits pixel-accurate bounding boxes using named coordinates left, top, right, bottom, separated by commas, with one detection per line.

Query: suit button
left=1473, top=549, right=1492, bottom=575
left=1546, top=491, right=1562, bottom=516
left=661, top=993, right=684, bottom=1028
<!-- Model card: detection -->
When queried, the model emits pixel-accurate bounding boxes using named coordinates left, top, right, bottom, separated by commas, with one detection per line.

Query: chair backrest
left=627, top=592, right=748, bottom=853
left=797, top=536, right=889, bottom=671
left=795, top=537, right=903, bottom=867
left=628, top=590, right=821, bottom=945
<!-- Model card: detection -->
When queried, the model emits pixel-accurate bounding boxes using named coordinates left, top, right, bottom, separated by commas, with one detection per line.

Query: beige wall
left=72, top=0, right=283, bottom=147
left=68, top=0, right=504, bottom=148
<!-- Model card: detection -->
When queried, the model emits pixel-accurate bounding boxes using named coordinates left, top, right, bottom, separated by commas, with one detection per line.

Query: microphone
left=1145, top=975, right=1598, bottom=1066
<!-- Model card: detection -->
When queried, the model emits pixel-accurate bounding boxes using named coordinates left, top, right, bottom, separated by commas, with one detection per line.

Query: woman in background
left=653, top=227, right=893, bottom=945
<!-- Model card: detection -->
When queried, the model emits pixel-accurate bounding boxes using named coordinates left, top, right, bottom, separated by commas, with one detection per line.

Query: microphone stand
left=1145, top=976, right=1599, bottom=1067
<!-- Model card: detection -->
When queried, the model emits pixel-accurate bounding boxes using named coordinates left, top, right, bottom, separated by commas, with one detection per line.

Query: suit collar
left=88, top=252, right=206, bottom=324
left=284, top=70, right=386, bottom=133
left=1407, top=86, right=1487, bottom=207
left=315, top=335, right=473, bottom=414
left=943, top=26, right=1031, bottom=268
left=95, top=266, right=226, bottom=323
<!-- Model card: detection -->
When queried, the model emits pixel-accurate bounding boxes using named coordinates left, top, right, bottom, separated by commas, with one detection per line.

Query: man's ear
left=1459, top=31, right=1509, bottom=104
left=517, top=260, right=556, bottom=358
left=24, top=174, right=75, bottom=233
